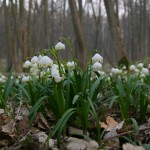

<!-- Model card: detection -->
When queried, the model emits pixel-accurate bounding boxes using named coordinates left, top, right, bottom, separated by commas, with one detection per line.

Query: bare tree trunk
left=27, top=0, right=32, bottom=56
left=104, top=0, right=128, bottom=65
left=69, top=0, right=87, bottom=68
left=19, top=0, right=26, bottom=62
left=90, top=0, right=101, bottom=49
left=44, top=0, right=49, bottom=48
left=4, top=0, right=19, bottom=71
left=4, top=0, right=12, bottom=71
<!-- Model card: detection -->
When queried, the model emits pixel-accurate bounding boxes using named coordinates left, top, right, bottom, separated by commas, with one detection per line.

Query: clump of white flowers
left=39, top=56, right=53, bottom=68
left=55, top=42, right=65, bottom=50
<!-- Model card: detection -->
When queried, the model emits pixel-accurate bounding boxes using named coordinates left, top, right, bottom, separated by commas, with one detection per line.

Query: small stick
left=101, top=126, right=150, bottom=143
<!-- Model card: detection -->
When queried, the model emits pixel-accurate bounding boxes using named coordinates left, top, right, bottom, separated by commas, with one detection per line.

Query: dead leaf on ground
left=100, top=116, right=124, bottom=131
left=2, top=119, right=16, bottom=137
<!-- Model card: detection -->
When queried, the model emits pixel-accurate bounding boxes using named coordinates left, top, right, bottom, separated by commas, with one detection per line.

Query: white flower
left=31, top=56, right=39, bottom=64
left=51, top=68, right=63, bottom=83
left=111, top=68, right=122, bottom=74
left=22, top=76, right=30, bottom=82
left=0, top=78, right=4, bottom=83
left=137, top=63, right=143, bottom=68
left=135, top=68, right=140, bottom=74
left=31, top=63, right=38, bottom=68
left=23, top=60, right=31, bottom=68
left=39, top=56, right=53, bottom=68
left=129, top=65, right=136, bottom=71
left=92, top=62, right=102, bottom=71
left=55, top=42, right=65, bottom=50
left=148, top=64, right=150, bottom=68
left=67, top=61, right=75, bottom=70
left=141, top=68, right=149, bottom=75
left=122, top=66, right=126, bottom=70
left=92, top=53, right=103, bottom=63
left=38, top=55, right=43, bottom=60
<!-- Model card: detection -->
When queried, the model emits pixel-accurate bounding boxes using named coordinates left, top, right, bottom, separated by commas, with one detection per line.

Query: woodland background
left=0, top=0, right=150, bottom=71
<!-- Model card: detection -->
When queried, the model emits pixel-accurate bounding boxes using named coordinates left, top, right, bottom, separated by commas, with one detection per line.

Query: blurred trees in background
left=0, top=0, right=150, bottom=71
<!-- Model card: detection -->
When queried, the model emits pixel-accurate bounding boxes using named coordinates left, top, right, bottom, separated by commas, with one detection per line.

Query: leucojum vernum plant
left=0, top=38, right=149, bottom=149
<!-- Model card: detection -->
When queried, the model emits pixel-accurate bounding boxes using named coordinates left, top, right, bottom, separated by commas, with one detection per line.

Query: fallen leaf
left=2, top=119, right=16, bottom=137
left=100, top=116, right=123, bottom=131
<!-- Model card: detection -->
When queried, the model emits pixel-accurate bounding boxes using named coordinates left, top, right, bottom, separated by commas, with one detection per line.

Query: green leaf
left=3, top=67, right=15, bottom=102
left=142, top=144, right=150, bottom=150
left=89, top=77, right=103, bottom=101
left=17, top=83, right=32, bottom=104
left=131, top=118, right=139, bottom=135
left=28, top=96, right=47, bottom=127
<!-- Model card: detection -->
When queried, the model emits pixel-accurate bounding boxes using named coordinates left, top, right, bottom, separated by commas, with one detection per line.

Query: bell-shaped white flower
left=129, top=65, right=136, bottom=71
left=92, top=62, right=102, bottom=71
left=55, top=42, right=65, bottom=50
left=92, top=53, right=103, bottom=63
left=51, top=68, right=63, bottom=83
left=22, top=76, right=30, bottom=82
left=111, top=68, right=122, bottom=74
left=39, top=56, right=53, bottom=68
left=23, top=60, right=31, bottom=68
left=137, top=63, right=143, bottom=68
left=31, top=56, right=39, bottom=64
left=141, top=68, right=149, bottom=75
left=67, top=61, right=75, bottom=70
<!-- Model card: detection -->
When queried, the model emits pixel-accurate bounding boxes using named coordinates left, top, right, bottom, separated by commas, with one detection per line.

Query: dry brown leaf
left=100, top=116, right=124, bottom=131
left=2, top=119, right=16, bottom=137
left=106, top=116, right=118, bottom=128
left=37, top=112, right=50, bottom=130
left=18, top=116, right=29, bottom=134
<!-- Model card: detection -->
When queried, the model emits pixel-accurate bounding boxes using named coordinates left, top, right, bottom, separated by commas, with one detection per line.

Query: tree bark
left=69, top=0, right=87, bottom=68
left=27, top=0, right=32, bottom=57
left=104, top=0, right=128, bottom=65
left=19, top=0, right=26, bottom=62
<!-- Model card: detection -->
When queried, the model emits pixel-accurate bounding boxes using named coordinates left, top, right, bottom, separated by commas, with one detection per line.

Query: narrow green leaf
left=131, top=118, right=139, bottom=135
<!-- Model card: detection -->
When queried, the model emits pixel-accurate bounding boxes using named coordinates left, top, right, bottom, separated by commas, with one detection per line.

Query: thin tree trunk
left=69, top=0, right=87, bottom=68
left=44, top=0, right=49, bottom=48
left=19, top=0, right=26, bottom=62
left=27, top=0, right=32, bottom=56
left=104, top=0, right=128, bottom=65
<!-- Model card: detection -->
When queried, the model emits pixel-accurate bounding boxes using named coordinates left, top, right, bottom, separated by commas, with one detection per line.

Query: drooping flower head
left=92, top=62, right=102, bottom=71
left=92, top=53, right=103, bottom=63
left=137, top=63, right=143, bottom=68
left=31, top=56, right=39, bottom=64
left=23, top=60, right=31, bottom=68
left=129, top=65, right=136, bottom=71
left=39, top=56, right=53, bottom=68
left=55, top=42, right=65, bottom=50
left=67, top=61, right=75, bottom=70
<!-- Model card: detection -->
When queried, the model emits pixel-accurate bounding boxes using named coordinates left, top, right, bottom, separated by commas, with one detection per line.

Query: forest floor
left=0, top=104, right=150, bottom=150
